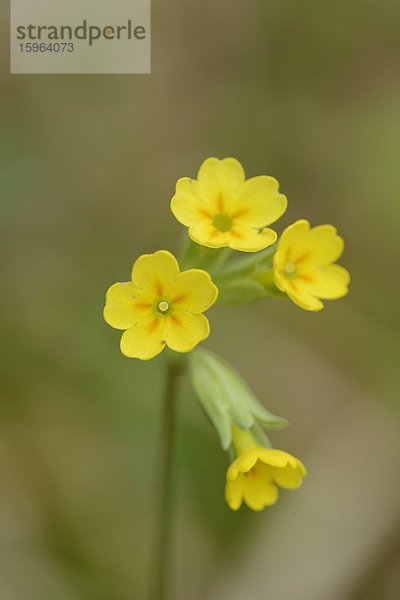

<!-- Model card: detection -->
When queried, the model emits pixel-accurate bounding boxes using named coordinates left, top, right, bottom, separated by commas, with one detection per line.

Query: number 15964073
left=19, top=42, right=74, bottom=53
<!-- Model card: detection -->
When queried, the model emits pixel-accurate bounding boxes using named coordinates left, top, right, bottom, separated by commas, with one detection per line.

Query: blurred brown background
left=1, top=1, right=400, bottom=599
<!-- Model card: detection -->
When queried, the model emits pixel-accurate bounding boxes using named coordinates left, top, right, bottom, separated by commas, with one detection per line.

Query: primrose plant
left=103, top=157, right=350, bottom=599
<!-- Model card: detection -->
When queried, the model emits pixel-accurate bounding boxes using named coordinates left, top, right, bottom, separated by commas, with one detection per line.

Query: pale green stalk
left=148, top=357, right=182, bottom=600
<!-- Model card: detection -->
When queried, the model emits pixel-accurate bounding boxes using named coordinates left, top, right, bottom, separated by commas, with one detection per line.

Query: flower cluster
left=104, top=157, right=350, bottom=511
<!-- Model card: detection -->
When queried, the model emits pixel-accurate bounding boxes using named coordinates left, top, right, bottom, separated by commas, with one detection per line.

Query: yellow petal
left=103, top=282, right=152, bottom=330
left=274, top=220, right=344, bottom=269
left=225, top=476, right=245, bottom=511
left=171, top=269, right=218, bottom=313
left=165, top=311, right=210, bottom=353
left=287, top=288, right=324, bottom=311
left=273, top=220, right=310, bottom=280
left=226, top=459, right=240, bottom=482
left=308, top=225, right=344, bottom=265
left=272, top=257, right=286, bottom=291
left=226, top=449, right=262, bottom=481
left=242, top=464, right=279, bottom=511
left=276, top=222, right=344, bottom=267
left=120, top=317, right=166, bottom=360
left=236, top=449, right=260, bottom=474
left=197, top=157, right=245, bottom=203
left=227, top=226, right=277, bottom=252
left=188, top=224, right=229, bottom=248
left=132, top=250, right=179, bottom=298
left=257, top=448, right=299, bottom=469
left=271, top=464, right=305, bottom=490
left=277, top=219, right=310, bottom=254
left=307, top=264, right=350, bottom=299
left=232, top=176, right=287, bottom=227
left=272, top=266, right=285, bottom=292
left=273, top=264, right=326, bottom=310
left=170, top=177, right=212, bottom=227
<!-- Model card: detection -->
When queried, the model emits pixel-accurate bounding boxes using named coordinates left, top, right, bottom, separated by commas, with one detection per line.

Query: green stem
left=148, top=358, right=182, bottom=600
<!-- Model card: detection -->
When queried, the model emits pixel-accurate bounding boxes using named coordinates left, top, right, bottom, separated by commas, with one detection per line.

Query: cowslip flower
left=225, top=426, right=306, bottom=511
left=103, top=250, right=218, bottom=360
left=171, top=157, right=287, bottom=252
left=273, top=219, right=350, bottom=311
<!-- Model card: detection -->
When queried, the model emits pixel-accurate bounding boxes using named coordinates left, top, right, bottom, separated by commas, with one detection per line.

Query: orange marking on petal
left=217, top=194, right=225, bottom=212
left=133, top=301, right=152, bottom=310
left=297, top=274, right=314, bottom=283
left=231, top=207, right=250, bottom=219
left=209, top=228, right=219, bottom=239
left=148, top=318, right=160, bottom=334
left=170, top=314, right=182, bottom=327
left=155, top=279, right=163, bottom=296
left=289, top=281, right=298, bottom=292
left=172, top=292, right=188, bottom=304
left=198, top=207, right=212, bottom=219
left=296, top=251, right=312, bottom=264
left=229, top=229, right=244, bottom=239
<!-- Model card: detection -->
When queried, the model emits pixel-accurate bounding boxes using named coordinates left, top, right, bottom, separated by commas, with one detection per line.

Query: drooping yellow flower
left=225, top=426, right=306, bottom=511
left=171, top=157, right=287, bottom=252
left=273, top=219, right=350, bottom=311
left=104, top=250, right=218, bottom=360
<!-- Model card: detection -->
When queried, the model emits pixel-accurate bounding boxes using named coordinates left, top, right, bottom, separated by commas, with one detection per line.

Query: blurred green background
left=1, top=1, right=400, bottom=599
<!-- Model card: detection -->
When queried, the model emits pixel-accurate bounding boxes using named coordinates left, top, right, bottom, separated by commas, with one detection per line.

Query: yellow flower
left=273, top=219, right=350, bottom=311
left=171, top=157, right=287, bottom=252
left=225, top=427, right=306, bottom=511
left=103, top=250, right=218, bottom=360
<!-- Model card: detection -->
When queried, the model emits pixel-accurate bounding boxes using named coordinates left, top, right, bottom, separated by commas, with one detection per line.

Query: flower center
left=283, top=261, right=297, bottom=279
left=212, top=213, right=233, bottom=233
left=154, top=299, right=172, bottom=317
left=157, top=300, right=170, bottom=313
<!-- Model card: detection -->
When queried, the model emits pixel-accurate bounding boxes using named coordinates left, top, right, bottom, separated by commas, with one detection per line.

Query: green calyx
left=188, top=347, right=288, bottom=450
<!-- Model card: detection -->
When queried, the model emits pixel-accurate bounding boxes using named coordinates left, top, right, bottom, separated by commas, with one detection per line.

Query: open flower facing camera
left=104, top=250, right=218, bottom=359
left=103, top=157, right=350, bottom=600
left=171, top=157, right=287, bottom=252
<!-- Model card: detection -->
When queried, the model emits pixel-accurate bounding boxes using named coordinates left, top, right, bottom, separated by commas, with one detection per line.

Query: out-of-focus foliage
left=0, top=1, right=399, bottom=599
